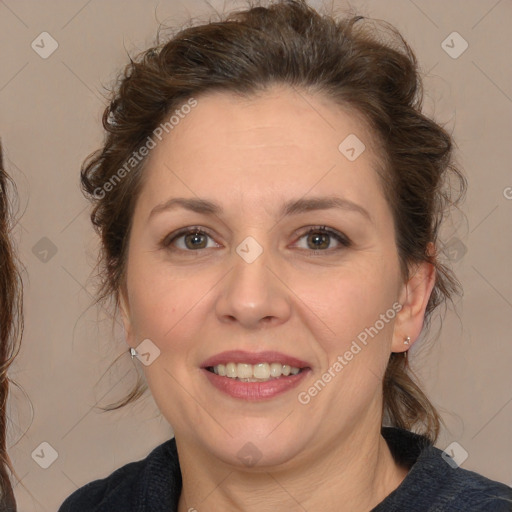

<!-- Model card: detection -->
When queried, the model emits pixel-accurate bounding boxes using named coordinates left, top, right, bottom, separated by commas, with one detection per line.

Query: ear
left=118, top=283, right=135, bottom=347
left=391, top=243, right=436, bottom=353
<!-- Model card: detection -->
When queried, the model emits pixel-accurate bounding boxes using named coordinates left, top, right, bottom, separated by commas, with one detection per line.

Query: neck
left=176, top=423, right=408, bottom=512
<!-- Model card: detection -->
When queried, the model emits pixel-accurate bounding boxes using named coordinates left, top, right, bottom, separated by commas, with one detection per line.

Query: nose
left=215, top=242, right=292, bottom=330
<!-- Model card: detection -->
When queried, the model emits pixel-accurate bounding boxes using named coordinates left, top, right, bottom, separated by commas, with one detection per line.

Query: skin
left=120, top=84, right=435, bottom=511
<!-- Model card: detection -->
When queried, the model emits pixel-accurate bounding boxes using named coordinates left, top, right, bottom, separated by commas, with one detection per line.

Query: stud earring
left=130, top=347, right=138, bottom=359
left=404, top=336, right=411, bottom=345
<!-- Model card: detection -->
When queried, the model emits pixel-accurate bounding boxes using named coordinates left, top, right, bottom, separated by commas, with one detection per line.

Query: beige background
left=0, top=0, right=511, bottom=510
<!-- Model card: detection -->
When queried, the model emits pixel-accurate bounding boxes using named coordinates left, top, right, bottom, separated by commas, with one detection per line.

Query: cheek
left=307, top=261, right=399, bottom=345
left=125, top=255, right=222, bottom=370
left=124, top=263, right=210, bottom=424
left=127, top=268, right=193, bottom=346
left=308, top=268, right=399, bottom=393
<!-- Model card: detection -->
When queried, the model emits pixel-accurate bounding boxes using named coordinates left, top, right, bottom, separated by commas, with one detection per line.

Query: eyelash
left=161, top=225, right=352, bottom=255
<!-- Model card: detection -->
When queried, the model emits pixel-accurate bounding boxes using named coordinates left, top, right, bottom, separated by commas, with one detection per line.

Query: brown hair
left=83, top=0, right=466, bottom=443
left=0, top=141, right=22, bottom=510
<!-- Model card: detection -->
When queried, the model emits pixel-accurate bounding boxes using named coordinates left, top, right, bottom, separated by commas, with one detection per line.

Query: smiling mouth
left=206, top=362, right=306, bottom=382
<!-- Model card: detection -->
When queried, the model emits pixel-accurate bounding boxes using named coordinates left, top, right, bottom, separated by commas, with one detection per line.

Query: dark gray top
left=58, top=427, right=512, bottom=511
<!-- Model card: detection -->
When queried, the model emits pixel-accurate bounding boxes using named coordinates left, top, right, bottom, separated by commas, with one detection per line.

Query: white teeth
left=237, top=363, right=253, bottom=379
left=253, top=363, right=270, bottom=379
left=270, top=362, right=282, bottom=377
left=210, top=362, right=302, bottom=380
left=226, top=362, right=237, bottom=378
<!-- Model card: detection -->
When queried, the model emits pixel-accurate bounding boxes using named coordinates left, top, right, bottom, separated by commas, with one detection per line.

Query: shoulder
left=58, top=438, right=180, bottom=512
left=422, top=447, right=512, bottom=512
left=416, top=445, right=512, bottom=510
left=379, top=428, right=512, bottom=511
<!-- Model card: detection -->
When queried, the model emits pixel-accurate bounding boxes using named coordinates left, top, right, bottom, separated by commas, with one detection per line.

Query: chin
left=196, top=424, right=313, bottom=471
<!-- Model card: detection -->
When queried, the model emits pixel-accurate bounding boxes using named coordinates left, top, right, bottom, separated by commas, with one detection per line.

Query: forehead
left=137, top=85, right=387, bottom=217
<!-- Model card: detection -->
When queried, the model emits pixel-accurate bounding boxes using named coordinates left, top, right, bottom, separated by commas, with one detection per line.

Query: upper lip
left=201, top=350, right=311, bottom=369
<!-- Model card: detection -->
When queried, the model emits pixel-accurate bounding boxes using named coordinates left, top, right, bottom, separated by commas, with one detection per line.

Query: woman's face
left=121, top=85, right=419, bottom=468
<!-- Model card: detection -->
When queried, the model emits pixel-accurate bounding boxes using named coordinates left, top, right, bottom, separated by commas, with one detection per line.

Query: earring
left=130, top=347, right=138, bottom=359
left=403, top=337, right=410, bottom=359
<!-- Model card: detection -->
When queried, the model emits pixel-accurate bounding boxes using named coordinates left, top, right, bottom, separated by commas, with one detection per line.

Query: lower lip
left=202, top=368, right=310, bottom=401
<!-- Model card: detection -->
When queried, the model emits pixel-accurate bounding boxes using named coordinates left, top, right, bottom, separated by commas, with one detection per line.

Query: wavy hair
left=0, top=141, right=23, bottom=511
left=82, top=0, right=466, bottom=443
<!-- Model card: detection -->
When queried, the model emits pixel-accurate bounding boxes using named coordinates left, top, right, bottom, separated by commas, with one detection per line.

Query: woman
left=58, top=1, right=512, bottom=510
left=0, top=141, right=22, bottom=511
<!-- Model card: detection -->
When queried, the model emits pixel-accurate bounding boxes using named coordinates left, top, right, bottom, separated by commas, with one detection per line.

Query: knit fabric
left=58, top=427, right=512, bottom=511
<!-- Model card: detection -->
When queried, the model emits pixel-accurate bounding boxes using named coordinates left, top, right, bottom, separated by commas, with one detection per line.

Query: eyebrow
left=149, top=195, right=372, bottom=223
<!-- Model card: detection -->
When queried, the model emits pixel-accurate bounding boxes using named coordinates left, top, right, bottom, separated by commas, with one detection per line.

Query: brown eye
left=163, top=227, right=217, bottom=251
left=295, top=226, right=351, bottom=252
left=182, top=231, right=208, bottom=250
left=161, top=225, right=351, bottom=255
